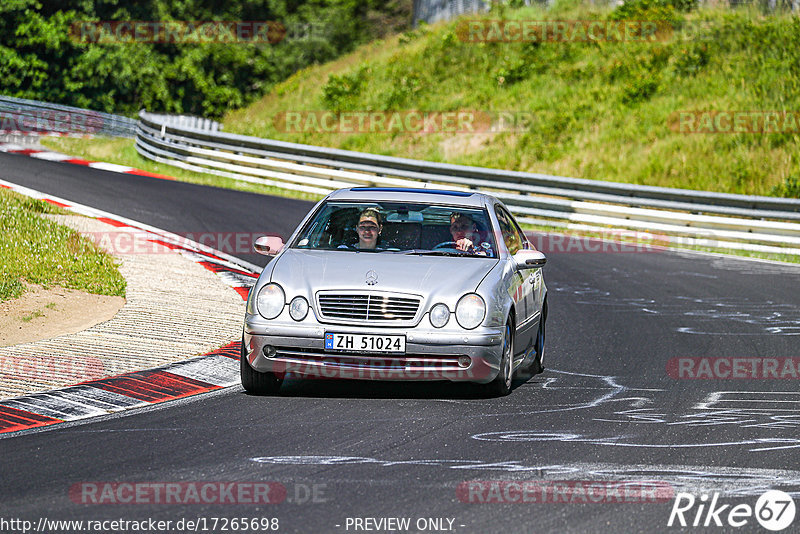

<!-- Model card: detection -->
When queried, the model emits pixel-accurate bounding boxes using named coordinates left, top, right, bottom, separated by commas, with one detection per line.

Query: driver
left=448, top=212, right=479, bottom=253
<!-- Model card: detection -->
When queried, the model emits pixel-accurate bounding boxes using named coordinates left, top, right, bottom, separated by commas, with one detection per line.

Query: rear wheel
left=483, top=320, right=513, bottom=397
left=240, top=338, right=283, bottom=395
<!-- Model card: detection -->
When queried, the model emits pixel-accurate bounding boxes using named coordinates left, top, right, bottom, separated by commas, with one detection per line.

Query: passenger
left=354, top=208, right=383, bottom=250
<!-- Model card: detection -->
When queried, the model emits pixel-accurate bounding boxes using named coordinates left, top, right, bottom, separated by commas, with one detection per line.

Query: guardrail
left=412, top=0, right=490, bottom=25
left=0, top=95, right=136, bottom=138
left=147, top=113, right=222, bottom=132
left=411, top=0, right=799, bottom=25
left=135, top=110, right=800, bottom=256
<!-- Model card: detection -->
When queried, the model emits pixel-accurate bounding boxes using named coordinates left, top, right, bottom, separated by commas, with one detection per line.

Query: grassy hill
left=223, top=0, right=800, bottom=197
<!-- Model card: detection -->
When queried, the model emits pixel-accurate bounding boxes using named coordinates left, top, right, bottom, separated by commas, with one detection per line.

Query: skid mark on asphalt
left=293, top=370, right=800, bottom=454
left=550, top=282, right=800, bottom=335
left=468, top=372, right=800, bottom=452
left=594, top=390, right=800, bottom=431
left=250, top=457, right=800, bottom=498
left=438, top=369, right=662, bottom=409
left=472, top=430, right=800, bottom=452
left=696, top=391, right=800, bottom=412
left=245, top=373, right=800, bottom=494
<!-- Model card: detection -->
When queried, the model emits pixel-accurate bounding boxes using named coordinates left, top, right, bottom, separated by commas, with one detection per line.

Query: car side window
left=509, top=212, right=532, bottom=251
left=495, top=207, right=523, bottom=255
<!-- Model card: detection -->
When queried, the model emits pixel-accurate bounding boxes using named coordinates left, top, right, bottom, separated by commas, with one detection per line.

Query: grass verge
left=0, top=188, right=127, bottom=302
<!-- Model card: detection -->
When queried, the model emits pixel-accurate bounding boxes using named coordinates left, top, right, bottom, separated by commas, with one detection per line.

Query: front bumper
left=243, top=317, right=504, bottom=383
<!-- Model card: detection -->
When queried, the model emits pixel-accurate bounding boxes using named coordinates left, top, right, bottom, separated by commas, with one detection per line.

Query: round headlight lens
left=289, top=296, right=309, bottom=321
left=429, top=303, right=450, bottom=328
left=455, top=293, right=485, bottom=330
left=256, top=283, right=285, bottom=319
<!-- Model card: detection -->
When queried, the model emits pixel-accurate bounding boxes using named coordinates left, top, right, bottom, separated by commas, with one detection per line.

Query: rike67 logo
left=668, top=490, right=796, bottom=531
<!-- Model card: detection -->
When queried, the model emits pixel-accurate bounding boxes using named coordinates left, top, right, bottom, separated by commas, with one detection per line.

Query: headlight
left=429, top=303, right=450, bottom=328
left=455, top=293, right=485, bottom=329
left=289, top=296, right=309, bottom=321
left=256, top=283, right=285, bottom=319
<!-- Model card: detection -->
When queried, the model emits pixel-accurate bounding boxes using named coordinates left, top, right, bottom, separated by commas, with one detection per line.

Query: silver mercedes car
left=241, top=187, right=547, bottom=396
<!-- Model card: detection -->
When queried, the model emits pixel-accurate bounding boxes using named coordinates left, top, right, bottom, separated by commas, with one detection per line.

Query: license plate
left=324, top=333, right=406, bottom=353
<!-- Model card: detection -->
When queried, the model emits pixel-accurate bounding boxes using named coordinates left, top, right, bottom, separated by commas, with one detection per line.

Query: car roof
left=327, top=187, right=493, bottom=208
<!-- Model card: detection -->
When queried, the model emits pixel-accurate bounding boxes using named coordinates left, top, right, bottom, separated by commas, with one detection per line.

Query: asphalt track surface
left=2, top=150, right=800, bottom=533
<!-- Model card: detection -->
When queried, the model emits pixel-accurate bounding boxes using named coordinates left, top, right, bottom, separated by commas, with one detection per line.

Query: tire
left=515, top=299, right=546, bottom=379
left=530, top=299, right=547, bottom=375
left=483, top=320, right=513, bottom=397
left=240, top=338, right=283, bottom=395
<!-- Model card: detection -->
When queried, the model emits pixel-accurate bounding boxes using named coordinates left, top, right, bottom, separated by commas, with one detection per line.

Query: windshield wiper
left=405, top=250, right=468, bottom=257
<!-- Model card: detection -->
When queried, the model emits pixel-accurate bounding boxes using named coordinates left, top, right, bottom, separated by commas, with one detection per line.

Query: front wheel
left=516, top=299, right=546, bottom=379
left=483, top=321, right=513, bottom=397
left=530, top=300, right=547, bottom=375
left=240, top=338, right=283, bottom=395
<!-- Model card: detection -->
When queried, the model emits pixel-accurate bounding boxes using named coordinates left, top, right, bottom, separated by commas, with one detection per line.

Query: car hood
left=270, top=249, right=499, bottom=299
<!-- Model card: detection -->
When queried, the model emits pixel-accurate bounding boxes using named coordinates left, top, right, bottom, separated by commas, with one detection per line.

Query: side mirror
left=513, top=250, right=546, bottom=269
left=253, top=236, right=285, bottom=256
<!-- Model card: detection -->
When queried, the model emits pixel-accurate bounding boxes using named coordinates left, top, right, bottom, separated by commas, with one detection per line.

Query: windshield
left=292, top=201, right=498, bottom=258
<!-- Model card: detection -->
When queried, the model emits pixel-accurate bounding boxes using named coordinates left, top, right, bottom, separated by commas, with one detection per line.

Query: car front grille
left=317, top=292, right=421, bottom=322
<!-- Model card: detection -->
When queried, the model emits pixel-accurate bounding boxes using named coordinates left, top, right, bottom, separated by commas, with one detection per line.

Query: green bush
left=771, top=174, right=800, bottom=198
left=611, top=0, right=696, bottom=21
left=672, top=42, right=709, bottom=77
left=0, top=0, right=413, bottom=118
left=322, top=67, right=369, bottom=111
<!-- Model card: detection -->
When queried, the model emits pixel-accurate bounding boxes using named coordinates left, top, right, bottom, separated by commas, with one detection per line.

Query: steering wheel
left=433, top=241, right=475, bottom=253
